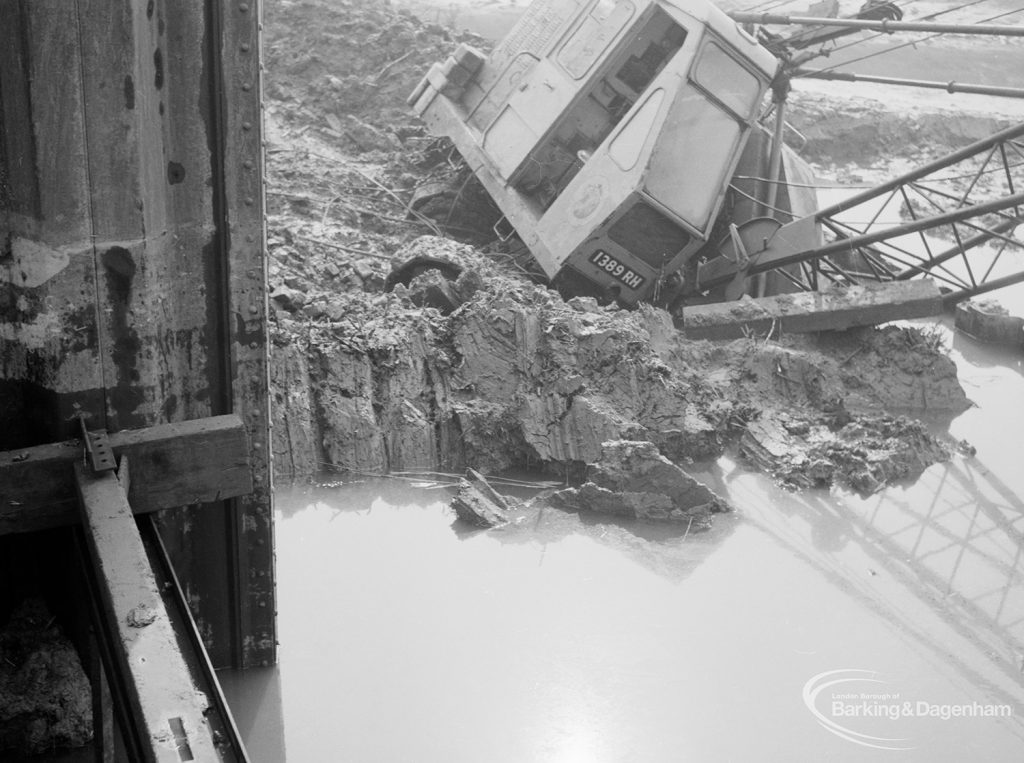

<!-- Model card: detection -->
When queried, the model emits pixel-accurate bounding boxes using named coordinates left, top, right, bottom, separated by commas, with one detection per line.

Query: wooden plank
left=74, top=462, right=220, bottom=763
left=683, top=280, right=944, bottom=340
left=0, top=414, right=251, bottom=536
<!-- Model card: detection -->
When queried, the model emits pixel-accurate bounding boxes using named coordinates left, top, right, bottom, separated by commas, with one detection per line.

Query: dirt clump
left=741, top=414, right=950, bottom=496
left=553, top=440, right=730, bottom=526
left=451, top=469, right=513, bottom=528
left=0, top=599, right=92, bottom=756
left=736, top=326, right=969, bottom=415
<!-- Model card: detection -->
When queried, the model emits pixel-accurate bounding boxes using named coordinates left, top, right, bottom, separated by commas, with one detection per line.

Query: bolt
left=242, top=82, right=252, bottom=92
left=238, top=3, right=249, bottom=12
left=242, top=121, right=253, bottom=131
left=240, top=42, right=251, bottom=52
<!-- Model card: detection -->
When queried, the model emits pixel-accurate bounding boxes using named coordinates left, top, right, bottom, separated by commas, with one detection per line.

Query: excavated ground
left=0, top=3, right=1005, bottom=758
left=271, top=235, right=969, bottom=496
left=263, top=0, right=982, bottom=504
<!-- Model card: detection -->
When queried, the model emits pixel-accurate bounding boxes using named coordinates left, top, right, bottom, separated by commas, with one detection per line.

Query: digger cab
left=411, top=0, right=779, bottom=303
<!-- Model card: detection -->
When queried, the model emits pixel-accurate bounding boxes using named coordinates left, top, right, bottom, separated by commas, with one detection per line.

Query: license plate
left=589, top=250, right=645, bottom=290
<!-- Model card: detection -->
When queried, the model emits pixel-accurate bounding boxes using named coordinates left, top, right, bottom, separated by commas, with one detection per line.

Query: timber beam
left=0, top=415, right=251, bottom=536
left=683, top=280, right=943, bottom=341
left=75, top=461, right=225, bottom=762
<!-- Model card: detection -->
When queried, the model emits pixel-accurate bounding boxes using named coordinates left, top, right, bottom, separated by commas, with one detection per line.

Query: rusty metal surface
left=0, top=0, right=275, bottom=667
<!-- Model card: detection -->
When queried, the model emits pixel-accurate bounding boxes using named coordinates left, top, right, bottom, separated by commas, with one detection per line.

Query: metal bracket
left=493, top=215, right=515, bottom=242
left=78, top=414, right=117, bottom=473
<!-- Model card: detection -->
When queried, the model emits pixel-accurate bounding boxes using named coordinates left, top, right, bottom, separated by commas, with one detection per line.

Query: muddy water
left=221, top=310, right=1024, bottom=762
left=235, top=5, right=1024, bottom=758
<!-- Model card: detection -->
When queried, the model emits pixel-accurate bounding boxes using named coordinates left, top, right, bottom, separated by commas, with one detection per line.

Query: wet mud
left=263, top=0, right=977, bottom=505
left=271, top=237, right=968, bottom=499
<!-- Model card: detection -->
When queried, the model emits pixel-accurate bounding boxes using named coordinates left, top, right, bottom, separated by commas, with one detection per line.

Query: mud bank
left=264, top=0, right=488, bottom=127
left=262, top=0, right=974, bottom=499
left=271, top=237, right=968, bottom=495
left=786, top=91, right=1016, bottom=167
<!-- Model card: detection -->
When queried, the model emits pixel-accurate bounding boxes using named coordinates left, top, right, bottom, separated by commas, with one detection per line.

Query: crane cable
left=739, top=0, right=1014, bottom=67
left=818, top=0, right=995, bottom=56
left=739, top=0, right=913, bottom=15
left=792, top=5, right=1024, bottom=78
left=740, top=0, right=806, bottom=14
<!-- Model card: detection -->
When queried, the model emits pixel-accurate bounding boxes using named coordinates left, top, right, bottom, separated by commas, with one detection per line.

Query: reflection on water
left=221, top=323, right=1024, bottom=762
left=216, top=668, right=285, bottom=760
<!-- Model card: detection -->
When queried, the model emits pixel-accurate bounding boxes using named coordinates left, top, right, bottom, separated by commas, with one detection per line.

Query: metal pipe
left=729, top=12, right=1024, bottom=37
left=812, top=122, right=1024, bottom=219
left=795, top=69, right=1024, bottom=100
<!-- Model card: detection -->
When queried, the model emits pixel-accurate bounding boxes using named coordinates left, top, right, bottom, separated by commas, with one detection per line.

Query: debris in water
left=451, top=468, right=511, bottom=528
left=956, top=439, right=977, bottom=457
left=955, top=298, right=1024, bottom=348
left=553, top=440, right=730, bottom=526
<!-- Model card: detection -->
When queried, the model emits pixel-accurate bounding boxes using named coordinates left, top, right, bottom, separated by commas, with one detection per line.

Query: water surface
left=222, top=324, right=1024, bottom=760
